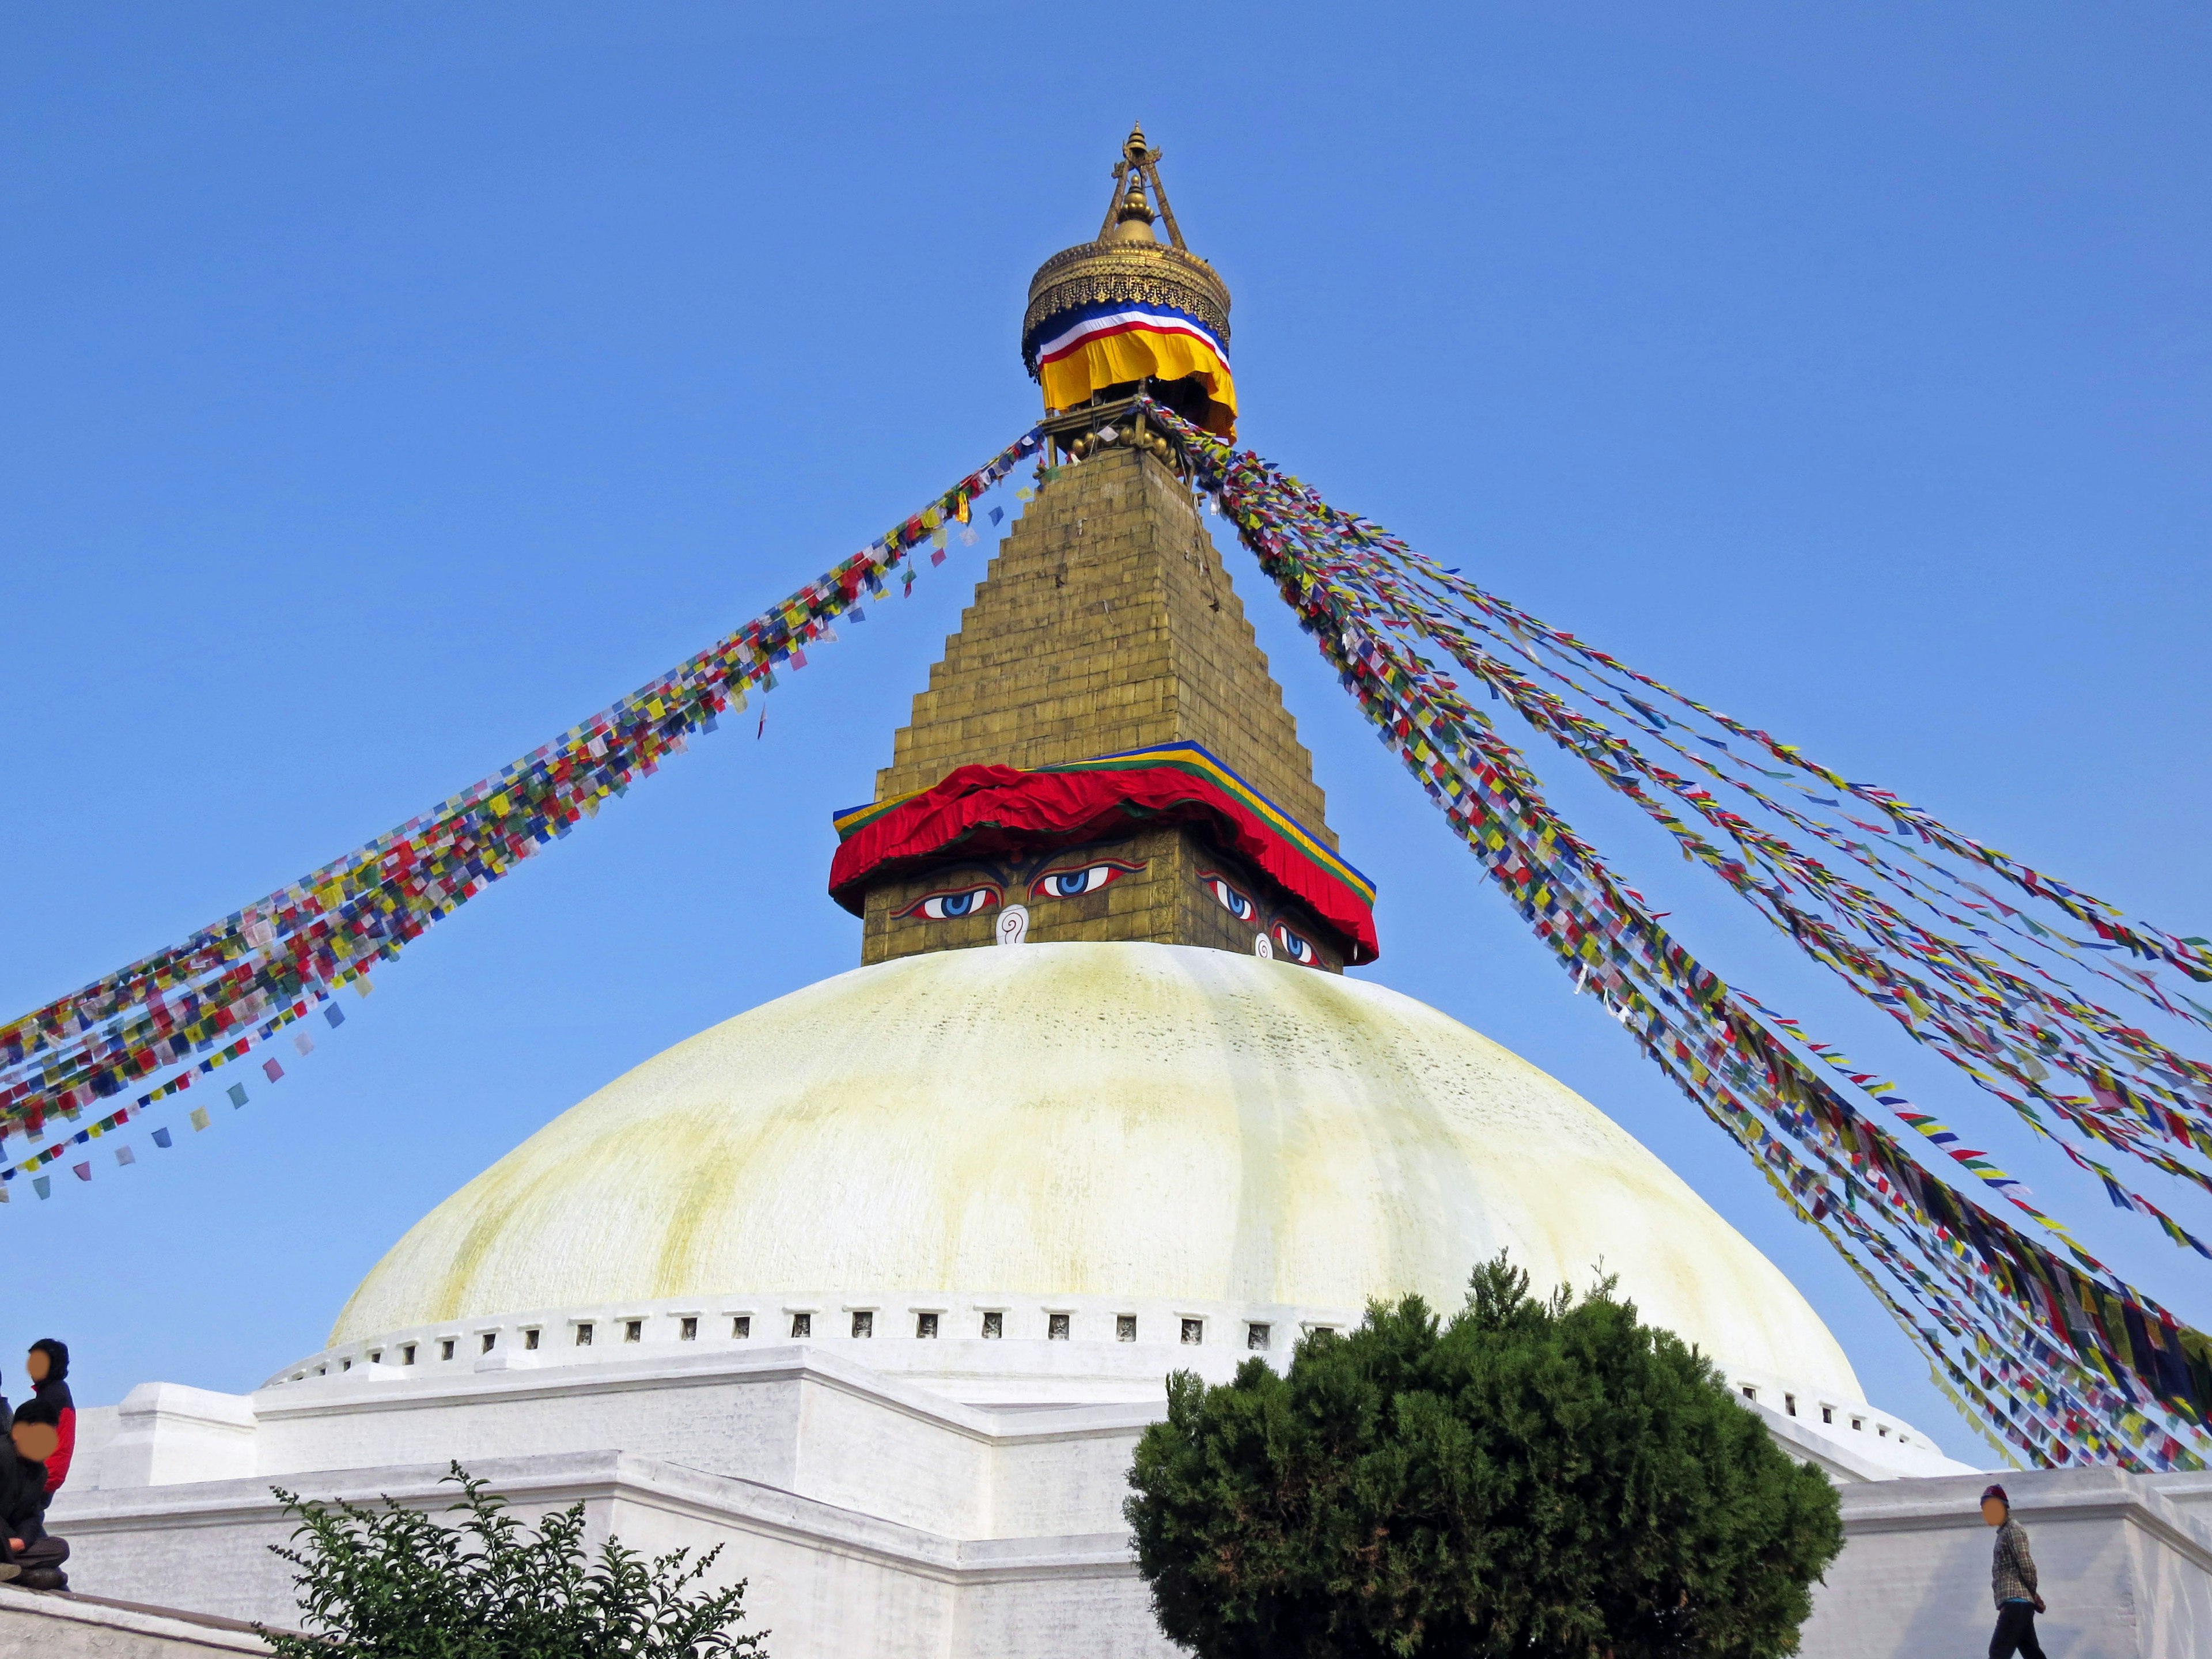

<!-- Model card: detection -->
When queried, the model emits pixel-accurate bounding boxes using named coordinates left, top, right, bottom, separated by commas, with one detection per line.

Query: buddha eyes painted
left=1201, top=873, right=1254, bottom=921
left=1199, top=866, right=1323, bottom=966
left=885, top=847, right=1330, bottom=970
left=899, top=851, right=1140, bottom=921
left=1031, top=861, right=1139, bottom=899
left=900, top=884, right=1000, bottom=920
left=891, top=851, right=1323, bottom=965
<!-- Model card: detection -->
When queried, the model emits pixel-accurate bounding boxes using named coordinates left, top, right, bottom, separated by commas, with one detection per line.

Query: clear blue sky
left=5, top=5, right=2208, bottom=1459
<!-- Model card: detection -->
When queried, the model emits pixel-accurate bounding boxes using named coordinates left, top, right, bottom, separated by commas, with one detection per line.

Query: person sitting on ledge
left=0, top=1403, right=69, bottom=1592
left=23, top=1340, right=73, bottom=1506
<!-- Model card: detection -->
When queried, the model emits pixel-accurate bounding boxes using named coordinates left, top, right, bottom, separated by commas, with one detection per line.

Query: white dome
left=332, top=942, right=1862, bottom=1402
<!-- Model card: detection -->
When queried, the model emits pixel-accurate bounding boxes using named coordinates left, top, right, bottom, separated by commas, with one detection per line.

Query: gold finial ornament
left=1105, top=183, right=1157, bottom=244
left=1022, top=124, right=1237, bottom=436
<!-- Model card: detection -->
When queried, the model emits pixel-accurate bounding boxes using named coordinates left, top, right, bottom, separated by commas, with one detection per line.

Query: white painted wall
left=41, top=1346, right=2206, bottom=1659
left=52, top=1452, right=1151, bottom=1659
left=1805, top=1467, right=2212, bottom=1658
left=0, top=1585, right=270, bottom=1656
left=255, top=1286, right=1959, bottom=1478
left=105, top=1384, right=259, bottom=1487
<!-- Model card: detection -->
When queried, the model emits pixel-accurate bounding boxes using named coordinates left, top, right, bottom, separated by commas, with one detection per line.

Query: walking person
left=1983, top=1483, right=2046, bottom=1659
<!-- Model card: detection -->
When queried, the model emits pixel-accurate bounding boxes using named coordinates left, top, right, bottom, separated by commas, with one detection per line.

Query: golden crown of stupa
left=1020, top=123, right=1233, bottom=376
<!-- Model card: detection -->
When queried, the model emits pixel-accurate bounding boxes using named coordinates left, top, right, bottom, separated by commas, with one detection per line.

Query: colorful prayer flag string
left=1139, top=394, right=2212, bottom=1471
left=0, top=429, right=1045, bottom=1191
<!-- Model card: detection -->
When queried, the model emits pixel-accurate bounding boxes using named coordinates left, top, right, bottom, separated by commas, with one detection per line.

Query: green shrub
left=260, top=1462, right=766, bottom=1658
left=1127, top=1255, right=1843, bottom=1659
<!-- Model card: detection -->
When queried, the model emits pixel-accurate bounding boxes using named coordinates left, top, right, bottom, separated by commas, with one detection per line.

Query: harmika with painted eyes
left=896, top=843, right=1327, bottom=967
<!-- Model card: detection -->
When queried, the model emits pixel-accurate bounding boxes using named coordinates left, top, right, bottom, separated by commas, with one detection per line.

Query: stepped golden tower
left=831, top=126, right=1370, bottom=972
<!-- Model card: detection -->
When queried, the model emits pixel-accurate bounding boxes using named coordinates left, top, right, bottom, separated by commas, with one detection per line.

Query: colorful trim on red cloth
left=830, top=744, right=1377, bottom=963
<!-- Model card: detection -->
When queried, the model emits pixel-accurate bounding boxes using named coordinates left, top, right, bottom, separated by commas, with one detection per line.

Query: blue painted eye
left=1273, top=925, right=1317, bottom=965
left=1203, top=876, right=1253, bottom=921
left=1032, top=862, right=1133, bottom=900
left=900, top=885, right=999, bottom=921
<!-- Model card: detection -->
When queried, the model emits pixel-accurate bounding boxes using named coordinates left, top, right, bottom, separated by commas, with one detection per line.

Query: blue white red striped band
left=1033, top=300, right=1229, bottom=368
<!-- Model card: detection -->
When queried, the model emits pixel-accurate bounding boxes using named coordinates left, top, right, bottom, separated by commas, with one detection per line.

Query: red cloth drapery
left=828, top=762, right=1378, bottom=963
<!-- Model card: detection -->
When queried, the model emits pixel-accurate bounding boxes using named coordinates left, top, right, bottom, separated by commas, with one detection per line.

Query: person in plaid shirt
left=1982, top=1483, right=2046, bottom=1658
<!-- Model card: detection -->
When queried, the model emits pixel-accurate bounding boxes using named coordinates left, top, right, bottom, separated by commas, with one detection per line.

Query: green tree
left=1126, top=1256, right=1843, bottom=1659
left=259, top=1463, right=766, bottom=1658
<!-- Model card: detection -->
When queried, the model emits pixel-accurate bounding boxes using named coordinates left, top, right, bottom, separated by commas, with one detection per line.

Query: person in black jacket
left=22, top=1340, right=73, bottom=1506
left=0, top=1402, right=69, bottom=1590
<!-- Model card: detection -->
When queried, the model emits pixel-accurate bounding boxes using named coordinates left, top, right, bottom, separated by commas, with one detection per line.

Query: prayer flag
left=263, top=1059, right=284, bottom=1082
left=190, top=1108, right=210, bottom=1132
left=115, top=1145, right=135, bottom=1166
left=325, top=1005, right=346, bottom=1029
left=153, top=1127, right=173, bottom=1149
left=228, top=1084, right=248, bottom=1108
left=32, top=1177, right=49, bottom=1200
left=294, top=1033, right=315, bottom=1057
left=72, top=1161, right=90, bottom=1181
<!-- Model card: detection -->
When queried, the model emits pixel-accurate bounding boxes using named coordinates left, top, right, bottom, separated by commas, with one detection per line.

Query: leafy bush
left=260, top=1462, right=766, bottom=1658
left=1126, top=1256, right=1843, bottom=1659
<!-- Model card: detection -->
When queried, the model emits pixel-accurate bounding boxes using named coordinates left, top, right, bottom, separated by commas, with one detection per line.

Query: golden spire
left=840, top=128, right=1350, bottom=969
left=1098, top=122, right=1185, bottom=249
left=1022, top=124, right=1236, bottom=435
left=1104, top=181, right=1158, bottom=244
left=854, top=435, right=1347, bottom=968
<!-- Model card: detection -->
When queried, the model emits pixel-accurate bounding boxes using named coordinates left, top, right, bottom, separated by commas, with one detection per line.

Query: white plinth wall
left=33, top=1329, right=2212, bottom=1659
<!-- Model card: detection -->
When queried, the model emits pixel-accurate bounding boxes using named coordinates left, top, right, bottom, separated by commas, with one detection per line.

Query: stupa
left=38, top=128, right=2029, bottom=1659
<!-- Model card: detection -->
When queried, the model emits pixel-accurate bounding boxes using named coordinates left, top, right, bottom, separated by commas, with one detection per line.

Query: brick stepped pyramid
left=859, top=441, right=1353, bottom=967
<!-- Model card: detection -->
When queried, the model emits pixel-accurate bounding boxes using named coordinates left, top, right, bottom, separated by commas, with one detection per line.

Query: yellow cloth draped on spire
left=1032, top=300, right=1237, bottom=436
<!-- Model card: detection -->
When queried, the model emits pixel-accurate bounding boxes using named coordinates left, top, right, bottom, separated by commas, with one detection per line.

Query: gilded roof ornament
left=1021, top=124, right=1237, bottom=435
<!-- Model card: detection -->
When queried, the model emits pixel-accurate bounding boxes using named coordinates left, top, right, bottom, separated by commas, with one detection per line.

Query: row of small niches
left=319, top=1310, right=1318, bottom=1374
left=1736, top=1382, right=1912, bottom=1446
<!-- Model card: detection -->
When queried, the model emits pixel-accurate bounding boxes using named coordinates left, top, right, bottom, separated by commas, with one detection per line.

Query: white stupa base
left=31, top=1453, right=2212, bottom=1659
left=1808, top=1465, right=2212, bottom=1657
left=37, top=1328, right=2094, bottom=1659
left=256, top=1287, right=1965, bottom=1478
